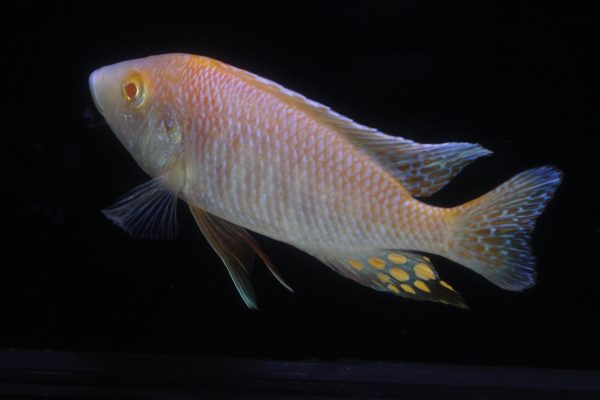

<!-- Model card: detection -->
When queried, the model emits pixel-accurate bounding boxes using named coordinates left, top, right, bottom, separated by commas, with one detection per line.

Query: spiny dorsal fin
left=320, top=249, right=467, bottom=309
left=222, top=61, right=491, bottom=197
left=189, top=206, right=292, bottom=309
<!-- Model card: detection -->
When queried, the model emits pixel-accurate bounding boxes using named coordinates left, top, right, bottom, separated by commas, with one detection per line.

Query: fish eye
left=124, top=82, right=138, bottom=100
left=122, top=75, right=145, bottom=107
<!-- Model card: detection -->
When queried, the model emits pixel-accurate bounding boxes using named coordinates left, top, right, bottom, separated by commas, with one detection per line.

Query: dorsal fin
left=221, top=61, right=491, bottom=197
left=344, top=135, right=492, bottom=197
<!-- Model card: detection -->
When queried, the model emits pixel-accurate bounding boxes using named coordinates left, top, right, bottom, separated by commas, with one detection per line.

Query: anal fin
left=189, top=206, right=292, bottom=309
left=321, top=249, right=467, bottom=309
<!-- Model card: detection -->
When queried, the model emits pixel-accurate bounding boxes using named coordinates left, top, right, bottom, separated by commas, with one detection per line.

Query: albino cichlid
left=89, top=53, right=562, bottom=309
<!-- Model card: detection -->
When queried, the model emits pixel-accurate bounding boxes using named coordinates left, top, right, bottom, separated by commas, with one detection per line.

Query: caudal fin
left=450, top=166, right=562, bottom=290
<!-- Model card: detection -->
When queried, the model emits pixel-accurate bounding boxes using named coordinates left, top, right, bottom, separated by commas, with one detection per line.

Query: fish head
left=89, top=55, right=186, bottom=177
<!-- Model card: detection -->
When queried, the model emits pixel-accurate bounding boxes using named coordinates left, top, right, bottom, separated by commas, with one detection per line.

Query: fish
left=89, top=53, right=562, bottom=309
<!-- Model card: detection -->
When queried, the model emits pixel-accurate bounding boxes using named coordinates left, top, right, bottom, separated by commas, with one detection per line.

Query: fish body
left=180, top=59, right=443, bottom=253
left=89, top=54, right=562, bottom=308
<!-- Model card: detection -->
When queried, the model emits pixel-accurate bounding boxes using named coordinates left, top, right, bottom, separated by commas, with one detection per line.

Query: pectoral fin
left=320, top=249, right=467, bottom=309
left=102, top=176, right=178, bottom=240
left=189, top=206, right=292, bottom=309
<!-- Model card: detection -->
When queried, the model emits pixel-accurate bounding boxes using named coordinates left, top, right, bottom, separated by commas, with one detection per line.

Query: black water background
left=2, top=2, right=598, bottom=369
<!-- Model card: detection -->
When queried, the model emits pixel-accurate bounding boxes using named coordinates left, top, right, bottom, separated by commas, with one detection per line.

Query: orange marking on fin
left=387, top=284, right=400, bottom=294
left=400, top=284, right=416, bottom=295
left=413, top=263, right=435, bottom=281
left=389, top=267, right=410, bottom=282
left=348, top=259, right=364, bottom=271
left=414, top=280, right=431, bottom=293
left=387, top=252, right=408, bottom=264
left=368, top=257, right=386, bottom=270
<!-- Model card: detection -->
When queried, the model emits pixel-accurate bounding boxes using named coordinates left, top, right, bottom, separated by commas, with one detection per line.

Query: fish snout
left=89, top=69, right=106, bottom=115
left=89, top=67, right=114, bottom=117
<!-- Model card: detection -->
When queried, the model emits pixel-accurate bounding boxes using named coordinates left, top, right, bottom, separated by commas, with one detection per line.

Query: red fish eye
left=124, top=82, right=138, bottom=101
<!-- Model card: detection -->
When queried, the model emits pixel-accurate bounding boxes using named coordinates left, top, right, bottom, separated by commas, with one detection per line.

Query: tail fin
left=449, top=166, right=562, bottom=290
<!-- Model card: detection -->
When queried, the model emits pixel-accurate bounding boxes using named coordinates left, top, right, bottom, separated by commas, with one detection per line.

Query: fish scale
left=185, top=62, right=401, bottom=250
left=91, top=54, right=561, bottom=308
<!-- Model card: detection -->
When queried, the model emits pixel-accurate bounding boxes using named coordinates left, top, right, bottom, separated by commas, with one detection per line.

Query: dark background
left=3, top=2, right=598, bottom=370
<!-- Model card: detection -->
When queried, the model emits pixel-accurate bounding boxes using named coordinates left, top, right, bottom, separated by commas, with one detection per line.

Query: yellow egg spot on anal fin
left=440, top=280, right=455, bottom=291
left=324, top=251, right=468, bottom=308
left=389, top=267, right=410, bottom=282
left=348, top=259, right=364, bottom=271
left=414, top=263, right=435, bottom=281
left=387, top=284, right=400, bottom=294
left=387, top=252, right=408, bottom=264
left=400, top=284, right=416, bottom=295
left=367, top=257, right=386, bottom=270
left=414, top=280, right=431, bottom=293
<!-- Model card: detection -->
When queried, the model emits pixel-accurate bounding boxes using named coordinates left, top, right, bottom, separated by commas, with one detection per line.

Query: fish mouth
left=88, top=69, right=104, bottom=115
